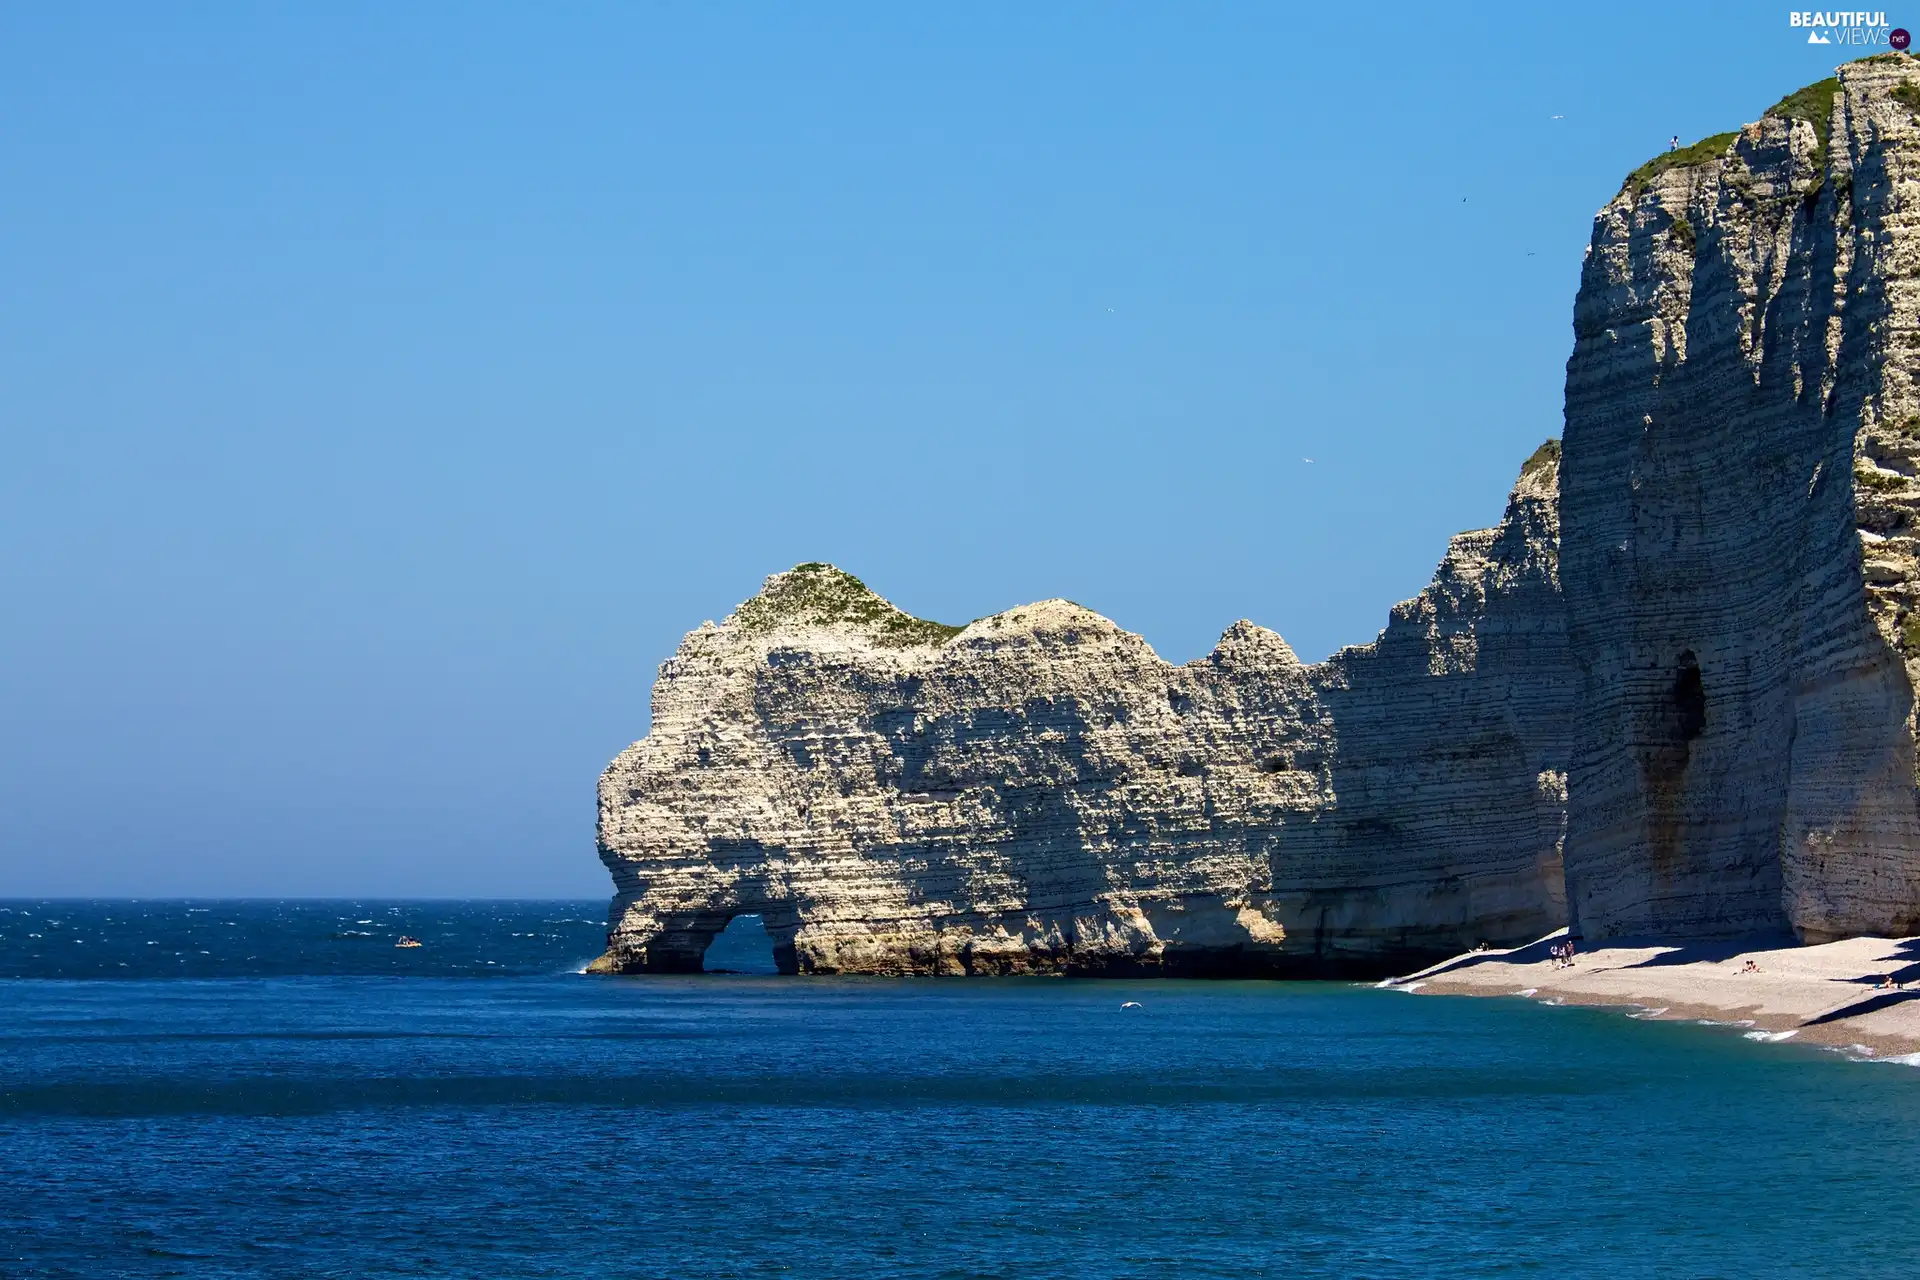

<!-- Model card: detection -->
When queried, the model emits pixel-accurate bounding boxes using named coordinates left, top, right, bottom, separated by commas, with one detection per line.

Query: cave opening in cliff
left=1673, top=650, right=1706, bottom=741
left=703, top=913, right=781, bottom=975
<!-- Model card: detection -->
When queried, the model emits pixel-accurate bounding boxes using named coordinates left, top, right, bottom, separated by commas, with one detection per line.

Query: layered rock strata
left=1561, top=57, right=1920, bottom=941
left=594, top=454, right=1570, bottom=977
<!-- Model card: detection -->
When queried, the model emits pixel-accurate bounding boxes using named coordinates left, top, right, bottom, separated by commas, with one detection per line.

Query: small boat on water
left=395, top=936, right=422, bottom=948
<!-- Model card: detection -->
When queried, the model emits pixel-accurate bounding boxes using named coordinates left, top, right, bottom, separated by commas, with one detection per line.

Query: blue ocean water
left=3, top=902, right=1919, bottom=1278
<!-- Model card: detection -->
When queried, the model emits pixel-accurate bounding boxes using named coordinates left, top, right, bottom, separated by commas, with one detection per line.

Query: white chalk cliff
left=593, top=453, right=1570, bottom=976
left=593, top=56, right=1920, bottom=969
left=1562, top=57, right=1920, bottom=942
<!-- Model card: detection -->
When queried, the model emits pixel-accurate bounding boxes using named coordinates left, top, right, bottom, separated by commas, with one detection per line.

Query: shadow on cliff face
left=1640, top=649, right=1707, bottom=884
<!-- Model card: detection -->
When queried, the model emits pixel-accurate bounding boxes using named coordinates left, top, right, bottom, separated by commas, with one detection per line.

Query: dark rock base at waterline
left=585, top=944, right=1456, bottom=981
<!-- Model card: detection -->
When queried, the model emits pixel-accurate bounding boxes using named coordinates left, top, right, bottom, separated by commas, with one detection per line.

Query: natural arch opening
left=702, top=913, right=781, bottom=975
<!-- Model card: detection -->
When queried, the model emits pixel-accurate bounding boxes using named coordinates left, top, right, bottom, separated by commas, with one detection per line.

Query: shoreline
left=1387, top=931, right=1920, bottom=1060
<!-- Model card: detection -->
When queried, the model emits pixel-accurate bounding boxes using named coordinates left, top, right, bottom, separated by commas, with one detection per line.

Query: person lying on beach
left=1741, top=959, right=1760, bottom=974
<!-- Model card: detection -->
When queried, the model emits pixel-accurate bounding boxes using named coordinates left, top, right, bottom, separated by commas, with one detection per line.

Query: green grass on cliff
left=1520, top=438, right=1561, bottom=478
left=1621, top=65, right=1920, bottom=204
left=1765, top=76, right=1841, bottom=183
left=1765, top=77, right=1840, bottom=149
left=1855, top=463, right=1908, bottom=493
left=1902, top=613, right=1920, bottom=657
left=1623, top=133, right=1738, bottom=198
left=732, top=562, right=966, bottom=647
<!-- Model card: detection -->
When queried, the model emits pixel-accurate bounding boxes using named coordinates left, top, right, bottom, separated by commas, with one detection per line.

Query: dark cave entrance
left=702, top=913, right=782, bottom=975
left=1673, top=650, right=1706, bottom=741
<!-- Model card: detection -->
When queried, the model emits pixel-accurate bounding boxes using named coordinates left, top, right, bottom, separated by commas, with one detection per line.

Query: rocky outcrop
left=592, top=58, right=1920, bottom=967
left=593, top=454, right=1570, bottom=978
left=1561, top=57, right=1920, bottom=942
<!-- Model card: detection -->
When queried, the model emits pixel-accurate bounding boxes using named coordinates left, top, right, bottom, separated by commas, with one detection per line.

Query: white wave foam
left=1514, top=988, right=1538, bottom=997
left=1628, top=1007, right=1668, bottom=1020
left=1743, top=1029, right=1798, bottom=1042
left=1393, top=981, right=1425, bottom=993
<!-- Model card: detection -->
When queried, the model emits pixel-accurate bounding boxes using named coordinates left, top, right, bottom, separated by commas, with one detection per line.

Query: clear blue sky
left=0, top=2, right=1867, bottom=896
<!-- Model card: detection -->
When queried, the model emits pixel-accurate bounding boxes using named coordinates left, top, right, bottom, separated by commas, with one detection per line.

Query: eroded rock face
left=594, top=456, right=1570, bottom=978
left=1562, top=57, right=1920, bottom=941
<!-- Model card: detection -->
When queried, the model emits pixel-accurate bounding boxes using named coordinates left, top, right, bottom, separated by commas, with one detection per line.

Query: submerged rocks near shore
left=596, top=56, right=1920, bottom=977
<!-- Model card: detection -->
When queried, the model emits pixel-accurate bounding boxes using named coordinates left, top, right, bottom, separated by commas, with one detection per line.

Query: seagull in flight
left=1303, top=457, right=1314, bottom=463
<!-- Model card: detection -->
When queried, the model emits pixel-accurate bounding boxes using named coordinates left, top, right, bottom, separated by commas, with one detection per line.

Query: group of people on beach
left=1549, top=939, right=1577, bottom=969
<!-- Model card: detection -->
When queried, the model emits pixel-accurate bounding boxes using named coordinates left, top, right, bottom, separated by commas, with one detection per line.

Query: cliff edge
left=1562, top=56, right=1920, bottom=941
left=593, top=452, right=1570, bottom=977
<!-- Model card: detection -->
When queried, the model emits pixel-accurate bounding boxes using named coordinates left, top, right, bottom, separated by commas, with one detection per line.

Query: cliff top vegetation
left=1765, top=76, right=1840, bottom=149
left=731, top=562, right=966, bottom=647
left=1623, top=133, right=1738, bottom=197
left=1622, top=65, right=1910, bottom=202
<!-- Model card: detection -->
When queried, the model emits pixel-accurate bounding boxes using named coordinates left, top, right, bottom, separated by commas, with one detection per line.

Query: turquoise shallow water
left=3, top=902, right=1920, bottom=1278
